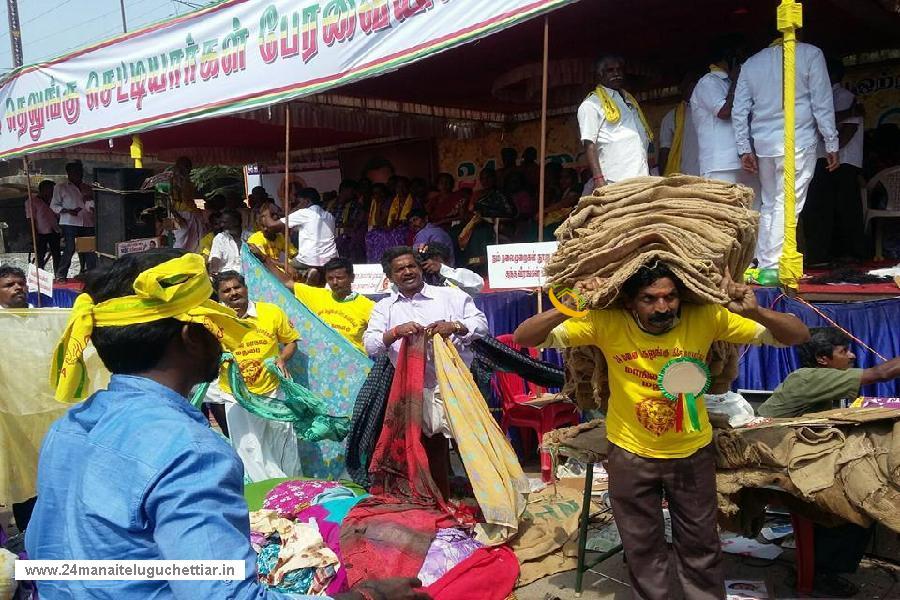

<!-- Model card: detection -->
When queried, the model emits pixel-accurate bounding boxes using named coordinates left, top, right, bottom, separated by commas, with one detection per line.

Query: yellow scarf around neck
left=663, top=102, right=686, bottom=176
left=51, top=253, right=250, bottom=402
left=593, top=85, right=654, bottom=142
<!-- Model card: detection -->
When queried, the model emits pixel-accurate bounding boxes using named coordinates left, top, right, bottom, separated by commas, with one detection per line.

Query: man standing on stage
left=732, top=37, right=838, bottom=271
left=26, top=180, right=62, bottom=272
left=690, top=35, right=761, bottom=201
left=363, top=246, right=489, bottom=498
left=578, top=55, right=652, bottom=191
left=514, top=262, right=809, bottom=600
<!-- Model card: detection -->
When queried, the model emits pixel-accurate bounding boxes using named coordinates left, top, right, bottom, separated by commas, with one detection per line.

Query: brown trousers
left=607, top=443, right=724, bottom=600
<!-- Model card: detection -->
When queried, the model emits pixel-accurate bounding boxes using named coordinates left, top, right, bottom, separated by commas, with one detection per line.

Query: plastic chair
left=863, top=166, right=900, bottom=260
left=492, top=334, right=579, bottom=482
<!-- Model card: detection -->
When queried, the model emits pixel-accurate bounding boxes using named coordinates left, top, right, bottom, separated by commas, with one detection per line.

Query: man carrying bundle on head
left=514, top=262, right=809, bottom=600
left=26, top=249, right=429, bottom=600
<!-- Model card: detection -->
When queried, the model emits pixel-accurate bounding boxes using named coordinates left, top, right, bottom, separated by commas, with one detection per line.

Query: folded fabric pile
left=543, top=175, right=759, bottom=409
left=714, top=408, right=900, bottom=535
left=251, top=480, right=369, bottom=595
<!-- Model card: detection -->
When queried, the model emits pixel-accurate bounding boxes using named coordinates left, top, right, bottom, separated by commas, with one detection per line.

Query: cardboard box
left=74, top=236, right=95, bottom=252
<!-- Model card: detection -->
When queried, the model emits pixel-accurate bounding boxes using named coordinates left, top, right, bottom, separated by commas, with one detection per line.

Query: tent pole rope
left=22, top=156, right=41, bottom=307
left=777, top=0, right=803, bottom=290
left=283, top=103, right=291, bottom=274
left=536, top=15, right=549, bottom=313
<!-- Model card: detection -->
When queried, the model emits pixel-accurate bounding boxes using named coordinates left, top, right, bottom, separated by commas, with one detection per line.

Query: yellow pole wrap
left=777, top=0, right=803, bottom=290
left=129, top=134, right=144, bottom=169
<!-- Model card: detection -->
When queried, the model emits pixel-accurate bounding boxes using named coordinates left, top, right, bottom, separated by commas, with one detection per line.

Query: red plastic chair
left=492, top=334, right=579, bottom=482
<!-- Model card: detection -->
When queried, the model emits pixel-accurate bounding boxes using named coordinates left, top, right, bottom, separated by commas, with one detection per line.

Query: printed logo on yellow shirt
left=635, top=397, right=676, bottom=436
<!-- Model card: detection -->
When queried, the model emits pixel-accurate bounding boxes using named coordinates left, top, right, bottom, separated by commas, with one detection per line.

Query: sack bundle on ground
left=544, top=175, right=759, bottom=409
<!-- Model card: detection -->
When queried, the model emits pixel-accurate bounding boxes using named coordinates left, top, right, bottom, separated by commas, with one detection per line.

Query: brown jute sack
left=547, top=176, right=759, bottom=410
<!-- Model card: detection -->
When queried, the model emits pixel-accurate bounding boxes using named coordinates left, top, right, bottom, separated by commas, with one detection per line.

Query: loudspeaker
left=94, top=168, right=156, bottom=256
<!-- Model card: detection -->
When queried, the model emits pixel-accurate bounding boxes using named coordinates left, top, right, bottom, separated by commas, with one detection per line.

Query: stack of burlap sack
left=714, top=408, right=900, bottom=535
left=544, top=175, right=759, bottom=409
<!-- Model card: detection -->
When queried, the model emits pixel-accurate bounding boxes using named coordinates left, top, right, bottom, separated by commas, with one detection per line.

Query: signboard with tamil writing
left=487, top=241, right=558, bottom=289
left=351, top=263, right=391, bottom=295
left=0, top=0, right=574, bottom=160
left=116, top=237, right=163, bottom=257
left=26, top=264, right=53, bottom=298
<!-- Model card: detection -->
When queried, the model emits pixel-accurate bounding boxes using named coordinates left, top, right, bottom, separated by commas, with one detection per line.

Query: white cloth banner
left=0, top=0, right=573, bottom=160
left=487, top=241, right=557, bottom=289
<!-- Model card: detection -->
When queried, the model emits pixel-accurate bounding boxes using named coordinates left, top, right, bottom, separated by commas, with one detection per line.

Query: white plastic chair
left=863, top=166, right=900, bottom=260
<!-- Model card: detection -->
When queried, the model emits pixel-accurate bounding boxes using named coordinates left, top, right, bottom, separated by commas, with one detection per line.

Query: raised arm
left=514, top=308, right=570, bottom=347
left=861, top=356, right=900, bottom=386
left=723, top=274, right=810, bottom=346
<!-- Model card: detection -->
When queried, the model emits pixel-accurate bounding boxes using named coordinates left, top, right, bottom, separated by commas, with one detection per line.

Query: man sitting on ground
left=757, top=327, right=900, bottom=597
left=25, top=249, right=428, bottom=600
left=363, top=246, right=489, bottom=499
left=418, top=242, right=484, bottom=297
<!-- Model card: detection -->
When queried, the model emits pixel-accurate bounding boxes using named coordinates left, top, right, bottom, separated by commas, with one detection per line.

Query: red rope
left=770, top=293, right=888, bottom=362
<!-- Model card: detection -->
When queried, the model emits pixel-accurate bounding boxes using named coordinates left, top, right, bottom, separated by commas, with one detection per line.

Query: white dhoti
left=755, top=145, right=818, bottom=269
left=422, top=387, right=452, bottom=439
left=205, top=382, right=302, bottom=483
left=703, top=168, right=763, bottom=212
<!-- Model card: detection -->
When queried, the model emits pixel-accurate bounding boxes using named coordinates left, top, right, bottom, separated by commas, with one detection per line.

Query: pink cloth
left=263, top=480, right=341, bottom=519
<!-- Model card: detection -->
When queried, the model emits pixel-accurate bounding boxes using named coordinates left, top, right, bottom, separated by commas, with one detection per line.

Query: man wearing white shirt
left=733, top=39, right=839, bottom=270
left=659, top=74, right=700, bottom=176
left=50, top=161, right=96, bottom=279
left=280, top=186, right=337, bottom=286
left=690, top=36, right=761, bottom=204
left=578, top=55, right=651, bottom=191
left=803, top=58, right=866, bottom=265
left=207, top=210, right=243, bottom=275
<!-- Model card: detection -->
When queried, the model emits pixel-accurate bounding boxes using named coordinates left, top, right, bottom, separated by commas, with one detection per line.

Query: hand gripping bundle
left=544, top=175, right=759, bottom=410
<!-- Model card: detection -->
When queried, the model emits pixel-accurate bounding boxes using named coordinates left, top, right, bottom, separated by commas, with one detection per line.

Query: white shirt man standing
left=691, top=36, right=762, bottom=205
left=280, top=186, right=337, bottom=285
left=578, top=55, right=651, bottom=192
left=49, top=161, right=96, bottom=280
left=733, top=40, right=839, bottom=270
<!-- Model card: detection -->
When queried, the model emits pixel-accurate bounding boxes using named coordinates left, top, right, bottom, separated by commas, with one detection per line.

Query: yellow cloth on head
left=51, top=253, right=250, bottom=402
left=593, top=85, right=654, bottom=142
left=663, top=102, right=686, bottom=176
left=432, top=335, right=528, bottom=545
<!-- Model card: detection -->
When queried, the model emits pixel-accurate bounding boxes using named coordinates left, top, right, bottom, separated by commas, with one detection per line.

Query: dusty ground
left=516, top=550, right=900, bottom=599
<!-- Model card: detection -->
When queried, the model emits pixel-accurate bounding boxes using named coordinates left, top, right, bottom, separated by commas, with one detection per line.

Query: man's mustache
left=649, top=311, right=676, bottom=324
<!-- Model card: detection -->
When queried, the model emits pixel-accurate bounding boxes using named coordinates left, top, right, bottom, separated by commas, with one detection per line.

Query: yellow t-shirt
left=293, top=283, right=374, bottom=352
left=246, top=230, right=296, bottom=262
left=198, top=232, right=214, bottom=258
left=220, top=301, right=299, bottom=395
left=545, top=303, right=766, bottom=458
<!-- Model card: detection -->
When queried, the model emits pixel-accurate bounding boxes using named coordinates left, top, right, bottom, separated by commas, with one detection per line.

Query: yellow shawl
left=594, top=85, right=654, bottom=142
left=663, top=102, right=686, bottom=176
